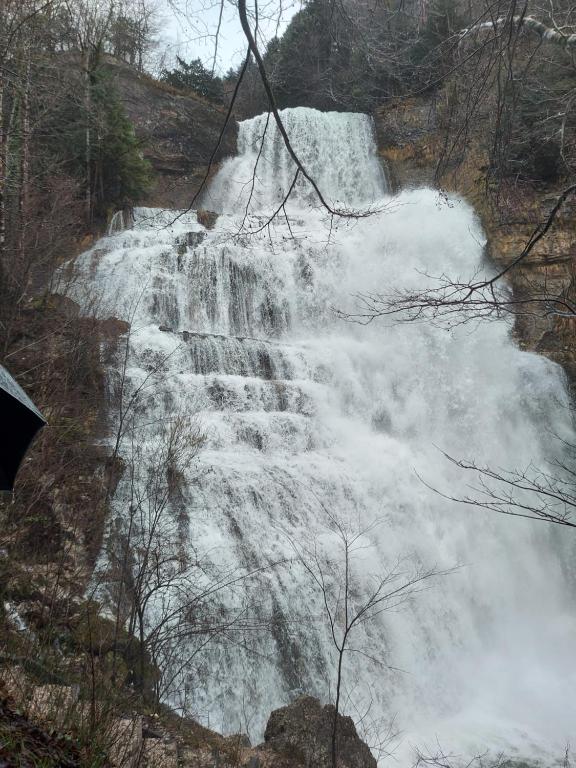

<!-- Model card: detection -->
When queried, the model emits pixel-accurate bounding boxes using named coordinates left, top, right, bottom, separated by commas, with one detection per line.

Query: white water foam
left=76, top=107, right=576, bottom=764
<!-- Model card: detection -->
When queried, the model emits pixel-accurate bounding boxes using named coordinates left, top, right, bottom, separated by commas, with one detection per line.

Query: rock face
left=103, top=56, right=237, bottom=209
left=264, top=696, right=377, bottom=768
left=0, top=670, right=375, bottom=768
left=375, top=99, right=438, bottom=191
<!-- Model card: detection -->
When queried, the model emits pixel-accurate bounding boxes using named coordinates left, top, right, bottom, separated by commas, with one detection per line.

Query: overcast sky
left=156, top=0, right=301, bottom=74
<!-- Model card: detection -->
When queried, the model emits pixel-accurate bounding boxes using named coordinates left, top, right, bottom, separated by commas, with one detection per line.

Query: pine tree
left=92, top=80, right=152, bottom=211
left=160, top=57, right=224, bottom=103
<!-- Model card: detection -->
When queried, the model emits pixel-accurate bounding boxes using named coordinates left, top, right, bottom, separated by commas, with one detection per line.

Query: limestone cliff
left=104, top=56, right=237, bottom=209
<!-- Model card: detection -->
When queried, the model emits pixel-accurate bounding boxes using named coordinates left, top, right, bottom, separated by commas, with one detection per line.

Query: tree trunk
left=0, top=79, right=16, bottom=353
left=83, top=51, right=92, bottom=224
left=17, top=49, right=31, bottom=268
left=0, top=73, right=6, bottom=274
left=461, top=15, right=576, bottom=50
left=331, top=647, right=344, bottom=768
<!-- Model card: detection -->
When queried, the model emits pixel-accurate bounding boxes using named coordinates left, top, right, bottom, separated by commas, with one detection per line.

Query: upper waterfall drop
left=76, top=107, right=576, bottom=765
left=205, top=107, right=388, bottom=213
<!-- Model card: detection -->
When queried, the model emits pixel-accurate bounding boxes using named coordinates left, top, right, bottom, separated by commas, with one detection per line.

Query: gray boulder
left=263, top=696, right=376, bottom=768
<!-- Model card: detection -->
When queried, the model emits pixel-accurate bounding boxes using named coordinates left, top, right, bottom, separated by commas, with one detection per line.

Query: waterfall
left=107, top=208, right=134, bottom=236
left=77, top=107, right=576, bottom=763
left=204, top=107, right=387, bottom=212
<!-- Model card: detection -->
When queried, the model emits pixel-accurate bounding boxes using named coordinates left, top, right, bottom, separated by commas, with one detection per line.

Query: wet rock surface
left=264, top=696, right=377, bottom=768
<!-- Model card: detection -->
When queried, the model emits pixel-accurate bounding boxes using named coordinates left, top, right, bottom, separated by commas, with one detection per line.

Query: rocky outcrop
left=0, top=671, right=376, bottom=768
left=103, top=56, right=237, bottom=209
left=375, top=99, right=439, bottom=191
left=264, top=696, right=377, bottom=768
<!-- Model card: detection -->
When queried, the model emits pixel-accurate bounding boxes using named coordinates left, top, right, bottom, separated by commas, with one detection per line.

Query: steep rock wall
left=104, top=56, right=237, bottom=209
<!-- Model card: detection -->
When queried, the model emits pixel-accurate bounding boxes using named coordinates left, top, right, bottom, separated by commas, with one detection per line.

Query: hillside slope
left=104, top=56, right=237, bottom=209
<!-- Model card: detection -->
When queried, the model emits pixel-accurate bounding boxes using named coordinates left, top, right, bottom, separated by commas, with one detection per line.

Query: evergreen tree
left=261, top=0, right=405, bottom=112
left=46, top=69, right=152, bottom=217
left=93, top=82, right=152, bottom=209
left=160, top=57, right=224, bottom=103
left=408, top=0, right=462, bottom=89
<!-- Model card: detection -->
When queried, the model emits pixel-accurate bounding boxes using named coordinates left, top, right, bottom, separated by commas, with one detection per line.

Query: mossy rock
left=67, top=601, right=160, bottom=700
left=67, top=602, right=118, bottom=655
left=197, top=209, right=218, bottom=229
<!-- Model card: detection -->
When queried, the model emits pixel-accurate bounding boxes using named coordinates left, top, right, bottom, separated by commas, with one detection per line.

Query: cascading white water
left=77, top=107, right=576, bottom=763
left=205, top=107, right=387, bottom=211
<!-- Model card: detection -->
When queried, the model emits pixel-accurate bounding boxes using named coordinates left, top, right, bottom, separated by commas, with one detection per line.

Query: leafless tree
left=283, top=509, right=447, bottom=768
left=101, top=399, right=282, bottom=705
left=419, top=438, right=576, bottom=529
left=412, top=739, right=572, bottom=768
